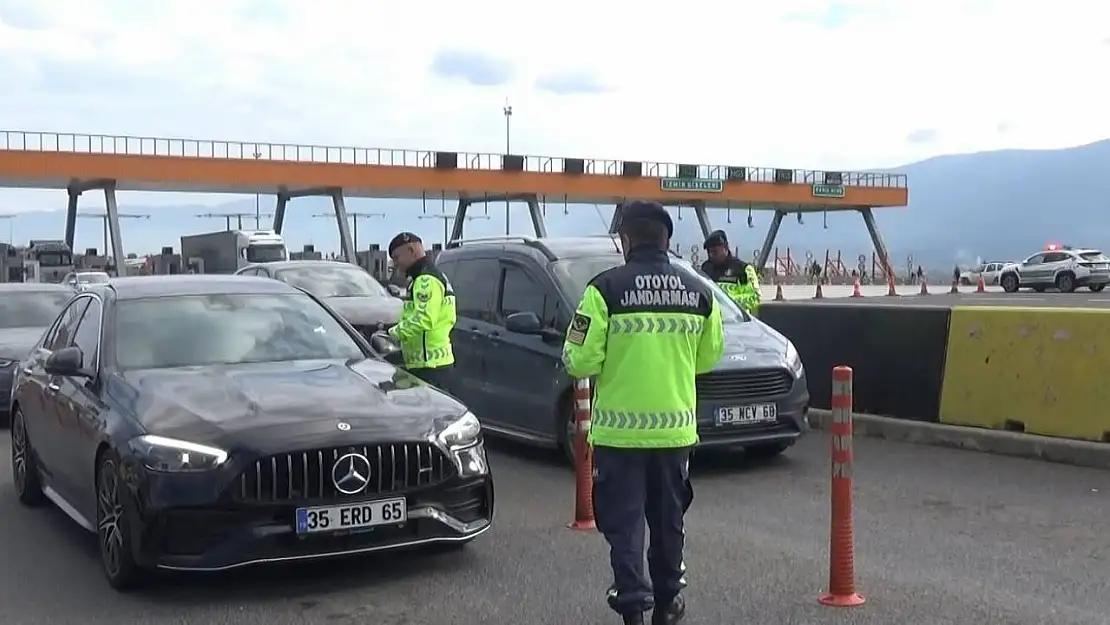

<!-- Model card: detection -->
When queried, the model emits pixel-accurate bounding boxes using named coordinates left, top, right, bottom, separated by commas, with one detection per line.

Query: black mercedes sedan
left=0, top=283, right=74, bottom=428
left=9, top=275, right=493, bottom=591
left=235, top=260, right=402, bottom=339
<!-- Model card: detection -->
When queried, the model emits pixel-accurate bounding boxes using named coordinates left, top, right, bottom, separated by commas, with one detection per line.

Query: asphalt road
left=1, top=434, right=1107, bottom=624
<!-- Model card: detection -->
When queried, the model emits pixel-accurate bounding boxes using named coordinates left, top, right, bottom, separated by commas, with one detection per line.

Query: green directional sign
left=660, top=178, right=724, bottom=193
left=812, top=184, right=845, bottom=198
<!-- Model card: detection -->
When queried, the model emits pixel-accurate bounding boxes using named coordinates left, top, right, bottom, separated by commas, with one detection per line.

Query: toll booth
left=152, top=247, right=184, bottom=275
left=289, top=244, right=322, bottom=261
left=78, top=248, right=110, bottom=271
left=0, top=244, right=24, bottom=283
left=185, top=257, right=205, bottom=274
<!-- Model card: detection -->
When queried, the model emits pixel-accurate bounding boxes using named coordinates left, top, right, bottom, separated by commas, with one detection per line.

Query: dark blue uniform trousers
left=593, top=446, right=694, bottom=615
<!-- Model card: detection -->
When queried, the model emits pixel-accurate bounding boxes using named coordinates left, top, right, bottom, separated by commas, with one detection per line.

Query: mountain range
left=1, top=139, right=1108, bottom=272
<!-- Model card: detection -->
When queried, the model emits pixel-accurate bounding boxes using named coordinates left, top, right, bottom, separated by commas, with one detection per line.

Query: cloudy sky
left=1, top=0, right=1108, bottom=212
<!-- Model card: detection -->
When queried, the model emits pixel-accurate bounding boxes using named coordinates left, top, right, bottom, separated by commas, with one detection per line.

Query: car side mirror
left=504, top=311, right=543, bottom=334
left=44, top=346, right=86, bottom=377
left=387, top=284, right=404, bottom=298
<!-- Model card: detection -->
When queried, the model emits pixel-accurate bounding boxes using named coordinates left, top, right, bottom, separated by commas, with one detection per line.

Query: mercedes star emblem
left=336, top=421, right=351, bottom=431
left=332, top=452, right=372, bottom=495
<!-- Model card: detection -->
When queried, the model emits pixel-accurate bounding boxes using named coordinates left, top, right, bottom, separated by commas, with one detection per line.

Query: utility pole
left=0, top=214, right=13, bottom=244
left=503, top=98, right=512, bottom=235
left=419, top=213, right=491, bottom=247
left=195, top=212, right=271, bottom=230
left=314, top=211, right=385, bottom=254
left=78, top=213, right=150, bottom=265
left=253, top=148, right=263, bottom=228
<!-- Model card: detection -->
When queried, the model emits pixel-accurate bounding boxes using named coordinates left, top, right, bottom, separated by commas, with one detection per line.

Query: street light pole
left=253, top=149, right=263, bottom=228
left=418, top=213, right=491, bottom=247
left=503, top=98, right=512, bottom=235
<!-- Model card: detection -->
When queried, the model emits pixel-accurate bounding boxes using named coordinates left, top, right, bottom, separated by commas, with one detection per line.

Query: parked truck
left=179, top=230, right=288, bottom=274
left=25, top=240, right=74, bottom=283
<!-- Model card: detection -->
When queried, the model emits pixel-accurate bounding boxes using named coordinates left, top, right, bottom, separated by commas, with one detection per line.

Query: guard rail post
left=819, top=365, right=866, bottom=607
left=568, top=377, right=596, bottom=530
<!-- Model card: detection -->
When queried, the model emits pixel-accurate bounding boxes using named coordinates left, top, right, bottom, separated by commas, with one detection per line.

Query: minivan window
left=551, top=256, right=748, bottom=323
left=499, top=264, right=557, bottom=327
left=439, top=258, right=499, bottom=322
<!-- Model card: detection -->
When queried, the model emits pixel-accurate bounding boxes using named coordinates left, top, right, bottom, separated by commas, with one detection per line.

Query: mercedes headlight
left=785, top=341, right=804, bottom=377
left=129, top=435, right=229, bottom=472
left=436, top=412, right=488, bottom=477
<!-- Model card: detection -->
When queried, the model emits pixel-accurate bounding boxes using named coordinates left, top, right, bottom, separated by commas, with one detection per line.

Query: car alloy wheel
left=10, top=409, right=44, bottom=505
left=96, top=453, right=140, bottom=590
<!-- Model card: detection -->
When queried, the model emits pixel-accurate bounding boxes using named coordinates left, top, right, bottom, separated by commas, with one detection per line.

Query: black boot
left=651, top=595, right=686, bottom=625
left=621, top=612, right=646, bottom=625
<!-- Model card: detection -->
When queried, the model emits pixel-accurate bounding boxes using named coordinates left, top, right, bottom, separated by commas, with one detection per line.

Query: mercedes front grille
left=696, top=368, right=793, bottom=401
left=236, top=442, right=453, bottom=503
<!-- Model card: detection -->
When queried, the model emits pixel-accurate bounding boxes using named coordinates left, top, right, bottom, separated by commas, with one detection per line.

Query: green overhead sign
left=811, top=184, right=846, bottom=198
left=660, top=178, right=724, bottom=193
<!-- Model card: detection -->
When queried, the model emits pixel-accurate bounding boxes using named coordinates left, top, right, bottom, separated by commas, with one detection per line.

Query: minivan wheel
left=1090, top=283, right=1106, bottom=292
left=1055, top=273, right=1076, bottom=293
left=96, top=451, right=143, bottom=591
left=1000, top=273, right=1020, bottom=293
left=11, top=408, right=45, bottom=506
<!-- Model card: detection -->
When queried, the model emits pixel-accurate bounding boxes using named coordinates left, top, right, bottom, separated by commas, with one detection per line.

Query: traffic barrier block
left=939, top=307, right=1110, bottom=442
left=761, top=302, right=950, bottom=421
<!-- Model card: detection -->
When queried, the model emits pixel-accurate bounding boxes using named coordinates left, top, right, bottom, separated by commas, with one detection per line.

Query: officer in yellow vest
left=387, top=232, right=457, bottom=389
left=563, top=201, right=725, bottom=625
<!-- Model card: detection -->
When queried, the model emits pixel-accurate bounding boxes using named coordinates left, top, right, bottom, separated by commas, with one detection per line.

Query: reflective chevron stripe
left=405, top=345, right=452, bottom=366
left=608, top=317, right=704, bottom=335
left=593, top=410, right=696, bottom=430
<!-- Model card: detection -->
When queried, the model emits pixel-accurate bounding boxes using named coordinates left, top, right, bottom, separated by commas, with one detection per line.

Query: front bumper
left=131, top=475, right=494, bottom=572
left=695, top=372, right=810, bottom=448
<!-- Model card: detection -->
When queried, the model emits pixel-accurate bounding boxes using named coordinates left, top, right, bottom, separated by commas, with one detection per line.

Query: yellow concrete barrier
left=939, top=306, right=1110, bottom=442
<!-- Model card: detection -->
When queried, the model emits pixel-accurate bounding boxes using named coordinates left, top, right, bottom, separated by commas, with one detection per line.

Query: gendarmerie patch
left=566, top=313, right=591, bottom=345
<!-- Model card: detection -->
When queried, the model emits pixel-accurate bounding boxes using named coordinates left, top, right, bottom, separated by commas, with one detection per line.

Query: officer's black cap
left=618, top=201, right=673, bottom=238
left=388, top=232, right=421, bottom=256
left=703, top=229, right=728, bottom=249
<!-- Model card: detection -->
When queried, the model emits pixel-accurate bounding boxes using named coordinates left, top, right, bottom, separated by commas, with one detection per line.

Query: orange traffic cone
left=851, top=277, right=862, bottom=298
left=814, top=282, right=824, bottom=299
left=949, top=278, right=959, bottom=294
left=976, top=275, right=986, bottom=293
left=919, top=279, right=929, bottom=295
left=774, top=284, right=785, bottom=301
left=885, top=274, right=898, bottom=297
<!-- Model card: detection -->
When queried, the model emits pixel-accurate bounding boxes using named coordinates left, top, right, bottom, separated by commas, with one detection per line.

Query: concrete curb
left=806, top=409, right=1110, bottom=471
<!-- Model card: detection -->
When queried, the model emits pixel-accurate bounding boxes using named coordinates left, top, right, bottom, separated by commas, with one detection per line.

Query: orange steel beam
left=0, top=131, right=908, bottom=210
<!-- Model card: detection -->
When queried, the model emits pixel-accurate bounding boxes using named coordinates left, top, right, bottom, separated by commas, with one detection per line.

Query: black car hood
left=323, top=296, right=402, bottom=327
left=0, top=327, right=48, bottom=361
left=111, top=358, right=465, bottom=455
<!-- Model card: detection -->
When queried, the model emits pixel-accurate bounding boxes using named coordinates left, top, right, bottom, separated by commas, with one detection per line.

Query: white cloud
left=1, top=0, right=1108, bottom=212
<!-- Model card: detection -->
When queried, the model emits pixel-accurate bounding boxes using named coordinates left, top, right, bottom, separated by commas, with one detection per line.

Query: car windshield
left=77, top=273, right=109, bottom=284
left=114, top=293, right=365, bottom=370
left=246, top=244, right=287, bottom=263
left=274, top=265, right=389, bottom=298
left=551, top=256, right=749, bottom=323
left=0, top=291, right=73, bottom=328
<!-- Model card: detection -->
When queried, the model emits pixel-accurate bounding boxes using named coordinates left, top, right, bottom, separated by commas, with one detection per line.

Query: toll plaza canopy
left=0, top=130, right=908, bottom=270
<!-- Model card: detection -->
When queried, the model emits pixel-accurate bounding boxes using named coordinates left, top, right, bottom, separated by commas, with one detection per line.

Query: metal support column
left=755, top=209, right=786, bottom=271
left=330, top=189, right=356, bottom=263
left=608, top=203, right=624, bottom=234
left=64, top=188, right=79, bottom=250
left=859, top=207, right=893, bottom=277
left=273, top=192, right=290, bottom=234
left=524, top=194, right=548, bottom=238
left=449, top=199, right=471, bottom=243
left=691, top=201, right=713, bottom=239
left=103, top=183, right=125, bottom=275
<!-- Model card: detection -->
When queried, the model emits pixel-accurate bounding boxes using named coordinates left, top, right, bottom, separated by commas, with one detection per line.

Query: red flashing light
left=1044, top=243, right=1061, bottom=251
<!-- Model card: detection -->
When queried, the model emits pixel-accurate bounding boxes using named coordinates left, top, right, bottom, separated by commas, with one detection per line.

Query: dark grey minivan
left=435, top=235, right=809, bottom=462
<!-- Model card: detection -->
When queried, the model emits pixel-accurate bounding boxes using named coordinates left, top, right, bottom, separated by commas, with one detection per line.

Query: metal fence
left=0, top=130, right=908, bottom=189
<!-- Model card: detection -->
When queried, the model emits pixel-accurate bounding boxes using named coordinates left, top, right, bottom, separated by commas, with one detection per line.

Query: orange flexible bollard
left=850, top=277, right=862, bottom=298
left=814, top=282, right=824, bottom=299
left=976, top=275, right=986, bottom=293
left=774, top=284, right=785, bottom=301
left=819, top=366, right=866, bottom=607
left=568, top=378, right=596, bottom=530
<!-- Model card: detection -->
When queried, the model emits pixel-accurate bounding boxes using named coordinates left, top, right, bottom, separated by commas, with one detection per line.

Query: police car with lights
left=999, top=244, right=1110, bottom=293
